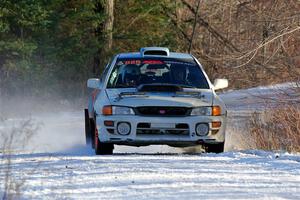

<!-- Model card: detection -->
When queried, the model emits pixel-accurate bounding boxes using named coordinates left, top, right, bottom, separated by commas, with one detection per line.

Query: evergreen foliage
left=0, top=0, right=174, bottom=98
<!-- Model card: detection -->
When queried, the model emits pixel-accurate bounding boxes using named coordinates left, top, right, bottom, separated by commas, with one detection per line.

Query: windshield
left=106, top=57, right=209, bottom=89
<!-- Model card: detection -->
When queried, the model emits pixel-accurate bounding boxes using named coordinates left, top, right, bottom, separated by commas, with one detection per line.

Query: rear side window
left=107, top=57, right=209, bottom=89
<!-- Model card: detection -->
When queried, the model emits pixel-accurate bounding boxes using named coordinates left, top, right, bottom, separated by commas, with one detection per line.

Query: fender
left=88, top=89, right=100, bottom=118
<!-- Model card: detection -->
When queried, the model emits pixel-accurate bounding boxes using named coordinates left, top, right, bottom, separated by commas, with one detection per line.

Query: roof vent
left=140, top=47, right=170, bottom=57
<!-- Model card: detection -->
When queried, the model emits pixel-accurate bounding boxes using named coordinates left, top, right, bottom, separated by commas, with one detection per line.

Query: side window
left=100, top=62, right=110, bottom=83
left=108, top=66, right=119, bottom=86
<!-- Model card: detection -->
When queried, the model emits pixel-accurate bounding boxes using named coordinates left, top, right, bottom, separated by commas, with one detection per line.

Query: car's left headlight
left=112, top=106, right=135, bottom=115
left=190, top=107, right=212, bottom=116
left=102, top=105, right=135, bottom=115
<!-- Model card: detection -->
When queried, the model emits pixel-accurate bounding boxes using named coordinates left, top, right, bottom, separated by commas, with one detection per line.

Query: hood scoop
left=137, top=84, right=183, bottom=92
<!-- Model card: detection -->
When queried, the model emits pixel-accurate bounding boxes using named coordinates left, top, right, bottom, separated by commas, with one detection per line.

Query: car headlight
left=113, top=106, right=135, bottom=115
left=190, top=107, right=212, bottom=116
left=190, top=106, right=221, bottom=116
left=102, top=105, right=135, bottom=115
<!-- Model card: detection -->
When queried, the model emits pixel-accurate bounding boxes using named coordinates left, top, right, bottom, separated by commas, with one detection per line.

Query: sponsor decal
left=124, top=60, right=141, bottom=65
left=142, top=60, right=164, bottom=64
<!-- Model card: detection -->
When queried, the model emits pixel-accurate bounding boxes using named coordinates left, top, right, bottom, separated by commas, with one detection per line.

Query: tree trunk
left=93, top=0, right=114, bottom=76
left=105, top=0, right=114, bottom=51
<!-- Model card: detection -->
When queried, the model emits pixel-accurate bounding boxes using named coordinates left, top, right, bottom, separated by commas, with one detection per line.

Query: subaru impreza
left=84, top=47, right=228, bottom=155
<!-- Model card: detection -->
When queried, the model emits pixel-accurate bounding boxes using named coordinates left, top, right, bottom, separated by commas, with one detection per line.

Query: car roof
left=117, top=52, right=194, bottom=60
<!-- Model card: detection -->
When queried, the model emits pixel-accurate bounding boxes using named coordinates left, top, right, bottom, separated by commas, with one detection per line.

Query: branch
left=181, top=0, right=240, bottom=53
left=233, top=26, right=300, bottom=68
left=188, top=0, right=201, bottom=53
left=204, top=26, right=300, bottom=67
left=162, top=5, right=191, bottom=44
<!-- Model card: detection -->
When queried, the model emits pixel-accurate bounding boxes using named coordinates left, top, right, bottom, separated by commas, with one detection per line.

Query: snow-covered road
left=2, top=151, right=300, bottom=199
left=1, top=83, right=299, bottom=199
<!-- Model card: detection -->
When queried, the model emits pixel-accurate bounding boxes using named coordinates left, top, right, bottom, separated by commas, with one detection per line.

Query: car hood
left=105, top=88, right=213, bottom=107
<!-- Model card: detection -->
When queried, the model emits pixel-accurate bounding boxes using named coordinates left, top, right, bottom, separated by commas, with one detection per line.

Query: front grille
left=136, top=123, right=189, bottom=136
left=135, top=106, right=190, bottom=116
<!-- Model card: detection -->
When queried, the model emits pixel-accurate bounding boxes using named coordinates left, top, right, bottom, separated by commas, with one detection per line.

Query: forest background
left=0, top=0, right=299, bottom=100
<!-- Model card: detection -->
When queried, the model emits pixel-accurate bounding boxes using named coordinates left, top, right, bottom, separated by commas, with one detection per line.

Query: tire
left=84, top=109, right=92, bottom=146
left=203, top=142, right=225, bottom=153
left=90, top=119, right=95, bottom=149
left=94, top=127, right=114, bottom=155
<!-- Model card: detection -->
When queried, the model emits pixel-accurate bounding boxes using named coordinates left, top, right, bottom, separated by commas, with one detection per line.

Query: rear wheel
left=84, top=109, right=92, bottom=146
left=203, top=142, right=224, bottom=153
left=94, top=127, right=114, bottom=155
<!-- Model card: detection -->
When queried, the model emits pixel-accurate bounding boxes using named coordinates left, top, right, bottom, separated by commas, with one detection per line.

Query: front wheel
left=94, top=128, right=114, bottom=155
left=84, top=109, right=92, bottom=146
left=203, top=142, right=225, bottom=153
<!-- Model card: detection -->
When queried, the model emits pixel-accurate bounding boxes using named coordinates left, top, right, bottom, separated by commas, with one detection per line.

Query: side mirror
left=213, top=79, right=228, bottom=90
left=87, top=78, right=100, bottom=89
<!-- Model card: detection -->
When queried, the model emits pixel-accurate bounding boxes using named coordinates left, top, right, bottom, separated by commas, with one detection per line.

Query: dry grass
left=1, top=119, right=39, bottom=200
left=250, top=104, right=300, bottom=153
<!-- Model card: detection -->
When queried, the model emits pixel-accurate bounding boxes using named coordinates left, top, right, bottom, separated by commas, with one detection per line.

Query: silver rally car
left=85, top=47, right=228, bottom=155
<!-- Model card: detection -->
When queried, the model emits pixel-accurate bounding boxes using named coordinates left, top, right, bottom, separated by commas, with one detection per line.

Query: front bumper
left=96, top=115, right=226, bottom=147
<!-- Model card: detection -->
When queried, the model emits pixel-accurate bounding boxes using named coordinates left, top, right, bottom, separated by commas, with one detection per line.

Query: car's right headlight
left=102, top=105, right=135, bottom=115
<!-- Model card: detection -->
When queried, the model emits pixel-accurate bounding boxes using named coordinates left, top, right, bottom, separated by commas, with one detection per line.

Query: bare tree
left=166, top=0, right=300, bottom=88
